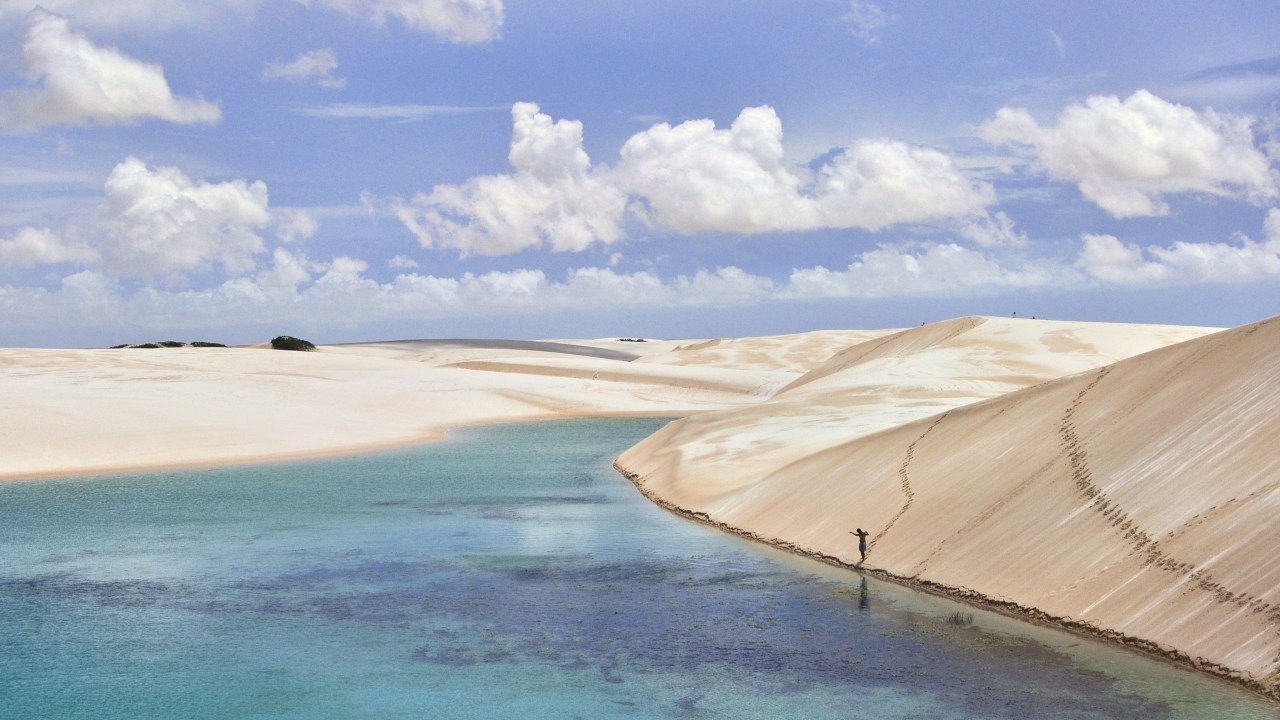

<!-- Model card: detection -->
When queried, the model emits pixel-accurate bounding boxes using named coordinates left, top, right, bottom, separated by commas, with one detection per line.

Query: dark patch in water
left=182, top=550, right=1173, bottom=719
left=1, top=545, right=1177, bottom=718
left=1, top=573, right=185, bottom=609
left=0, top=419, right=1218, bottom=719
left=674, top=694, right=707, bottom=718
left=412, top=644, right=478, bottom=666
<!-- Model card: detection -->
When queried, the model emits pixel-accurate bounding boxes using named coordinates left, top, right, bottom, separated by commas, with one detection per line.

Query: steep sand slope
left=617, top=316, right=1280, bottom=695
left=621, top=317, right=1219, bottom=504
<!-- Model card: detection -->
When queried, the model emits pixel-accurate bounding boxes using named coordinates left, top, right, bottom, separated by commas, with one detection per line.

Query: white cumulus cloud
left=617, top=105, right=994, bottom=234
left=303, top=0, right=503, bottom=43
left=254, top=247, right=320, bottom=293
left=1077, top=217, right=1280, bottom=285
left=393, top=102, right=627, bottom=255
left=100, top=157, right=271, bottom=280
left=1076, top=234, right=1169, bottom=284
left=616, top=106, right=818, bottom=233
left=561, top=266, right=668, bottom=305
left=3, top=245, right=1130, bottom=342
left=0, top=9, right=221, bottom=130
left=0, top=226, right=96, bottom=268
left=393, top=103, right=999, bottom=254
left=983, top=89, right=1278, bottom=217
left=0, top=0, right=257, bottom=31
left=1, top=1, right=500, bottom=42
left=262, top=49, right=346, bottom=89
left=784, top=242, right=1061, bottom=299
left=813, top=138, right=996, bottom=231
left=274, top=208, right=319, bottom=244
left=0, top=158, right=281, bottom=282
left=675, top=266, right=775, bottom=305
left=957, top=211, right=1026, bottom=248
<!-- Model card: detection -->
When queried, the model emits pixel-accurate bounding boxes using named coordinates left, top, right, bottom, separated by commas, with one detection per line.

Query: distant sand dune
left=0, top=337, right=775, bottom=480
left=330, top=338, right=641, bottom=362
left=443, top=358, right=790, bottom=397
left=636, top=329, right=899, bottom=373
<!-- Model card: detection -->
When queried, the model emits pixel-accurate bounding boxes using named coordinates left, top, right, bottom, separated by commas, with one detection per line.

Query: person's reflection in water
left=858, top=576, right=869, bottom=612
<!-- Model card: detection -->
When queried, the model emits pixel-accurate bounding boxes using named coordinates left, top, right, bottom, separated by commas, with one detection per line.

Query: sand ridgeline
left=7, top=316, right=1278, bottom=698
left=0, top=336, right=789, bottom=480
left=0, top=329, right=892, bottom=480
left=617, top=315, right=1280, bottom=698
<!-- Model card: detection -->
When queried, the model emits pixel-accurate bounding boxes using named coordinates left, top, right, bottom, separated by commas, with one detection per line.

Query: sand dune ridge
left=617, top=315, right=1280, bottom=696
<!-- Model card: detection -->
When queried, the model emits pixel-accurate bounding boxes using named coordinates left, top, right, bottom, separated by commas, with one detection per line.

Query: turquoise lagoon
left=2, top=418, right=1276, bottom=719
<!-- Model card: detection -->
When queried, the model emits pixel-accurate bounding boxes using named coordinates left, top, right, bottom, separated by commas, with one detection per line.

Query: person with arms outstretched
left=850, top=527, right=870, bottom=563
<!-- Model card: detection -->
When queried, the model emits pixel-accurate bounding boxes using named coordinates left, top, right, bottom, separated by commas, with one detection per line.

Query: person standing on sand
left=850, top=528, right=870, bottom=563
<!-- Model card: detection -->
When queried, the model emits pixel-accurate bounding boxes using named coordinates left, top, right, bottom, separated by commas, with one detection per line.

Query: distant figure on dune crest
left=850, top=528, right=870, bottom=563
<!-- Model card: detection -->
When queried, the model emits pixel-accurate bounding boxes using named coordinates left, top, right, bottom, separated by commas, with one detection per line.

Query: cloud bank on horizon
left=1, top=1, right=1279, bottom=345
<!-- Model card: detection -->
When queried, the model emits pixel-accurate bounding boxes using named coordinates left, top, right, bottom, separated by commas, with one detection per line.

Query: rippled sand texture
left=618, top=315, right=1280, bottom=697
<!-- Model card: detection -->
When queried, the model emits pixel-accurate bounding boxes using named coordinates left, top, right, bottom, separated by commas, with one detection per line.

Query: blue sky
left=2, top=1, right=1279, bottom=346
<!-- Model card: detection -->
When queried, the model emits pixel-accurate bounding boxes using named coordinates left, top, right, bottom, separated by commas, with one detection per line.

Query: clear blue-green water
left=2, top=418, right=1276, bottom=719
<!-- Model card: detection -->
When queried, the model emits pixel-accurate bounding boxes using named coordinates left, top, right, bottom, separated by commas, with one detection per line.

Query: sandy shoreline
left=2, top=410, right=687, bottom=484
left=613, top=460, right=1276, bottom=702
left=616, top=315, right=1280, bottom=701
left=0, top=336, right=787, bottom=482
left=7, top=317, right=1279, bottom=702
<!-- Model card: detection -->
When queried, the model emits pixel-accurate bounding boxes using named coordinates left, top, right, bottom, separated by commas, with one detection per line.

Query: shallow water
left=1, top=418, right=1276, bottom=719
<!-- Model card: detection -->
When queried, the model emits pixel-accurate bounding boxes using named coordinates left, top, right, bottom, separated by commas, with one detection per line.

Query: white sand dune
left=327, top=338, right=643, bottom=363
left=619, top=317, right=1218, bottom=503
left=633, top=329, right=900, bottom=373
left=618, top=315, right=1280, bottom=696
left=7, top=315, right=1277, bottom=697
left=0, top=337, right=784, bottom=480
left=442, top=357, right=791, bottom=397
